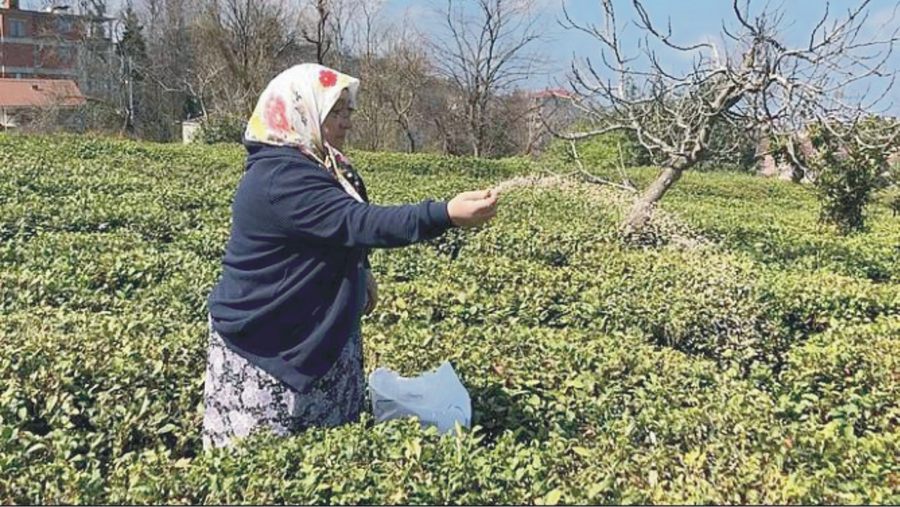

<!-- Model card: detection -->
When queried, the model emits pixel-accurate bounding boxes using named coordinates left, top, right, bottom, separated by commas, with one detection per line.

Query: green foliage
left=874, top=157, right=900, bottom=216
left=603, top=166, right=900, bottom=282
left=813, top=138, right=887, bottom=234
left=0, top=134, right=898, bottom=504
left=693, top=120, right=760, bottom=173
left=876, top=184, right=900, bottom=217
left=768, top=120, right=898, bottom=233
left=196, top=115, right=247, bottom=145
left=541, top=130, right=650, bottom=172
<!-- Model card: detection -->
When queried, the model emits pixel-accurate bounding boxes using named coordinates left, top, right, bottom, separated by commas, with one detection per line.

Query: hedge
left=1, top=134, right=897, bottom=504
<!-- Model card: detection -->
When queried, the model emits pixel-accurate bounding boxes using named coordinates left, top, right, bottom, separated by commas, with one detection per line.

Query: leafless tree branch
left=560, top=0, right=899, bottom=233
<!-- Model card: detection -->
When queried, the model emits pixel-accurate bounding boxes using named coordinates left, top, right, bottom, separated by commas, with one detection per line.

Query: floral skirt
left=201, top=316, right=366, bottom=449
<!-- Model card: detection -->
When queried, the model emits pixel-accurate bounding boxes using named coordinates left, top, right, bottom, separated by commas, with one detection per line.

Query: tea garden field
left=0, top=134, right=898, bottom=504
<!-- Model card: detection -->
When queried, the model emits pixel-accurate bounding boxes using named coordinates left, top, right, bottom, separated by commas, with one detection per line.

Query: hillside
left=0, top=135, right=897, bottom=504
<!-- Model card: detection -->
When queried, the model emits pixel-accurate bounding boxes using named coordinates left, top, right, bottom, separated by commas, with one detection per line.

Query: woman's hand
left=364, top=270, right=378, bottom=315
left=447, top=189, right=499, bottom=228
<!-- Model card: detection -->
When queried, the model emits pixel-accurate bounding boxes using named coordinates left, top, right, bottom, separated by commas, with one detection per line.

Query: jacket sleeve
left=267, top=160, right=455, bottom=248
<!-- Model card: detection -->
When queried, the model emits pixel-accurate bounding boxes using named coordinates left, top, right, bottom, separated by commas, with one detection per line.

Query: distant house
left=0, top=77, right=86, bottom=129
left=0, top=0, right=115, bottom=97
left=531, top=88, right=575, bottom=102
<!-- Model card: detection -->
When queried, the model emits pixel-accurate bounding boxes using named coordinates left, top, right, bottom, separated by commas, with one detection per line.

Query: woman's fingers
left=469, top=195, right=498, bottom=220
left=457, top=190, right=491, bottom=201
left=448, top=188, right=500, bottom=227
left=479, top=194, right=499, bottom=210
left=475, top=202, right=497, bottom=215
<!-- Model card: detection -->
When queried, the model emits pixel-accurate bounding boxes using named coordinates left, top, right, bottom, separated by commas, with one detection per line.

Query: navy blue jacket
left=207, top=142, right=454, bottom=393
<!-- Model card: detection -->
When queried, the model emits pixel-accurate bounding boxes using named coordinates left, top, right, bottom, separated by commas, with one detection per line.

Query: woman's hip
left=202, top=317, right=365, bottom=448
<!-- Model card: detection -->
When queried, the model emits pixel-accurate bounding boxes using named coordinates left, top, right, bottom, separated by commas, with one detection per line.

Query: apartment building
left=0, top=0, right=114, bottom=91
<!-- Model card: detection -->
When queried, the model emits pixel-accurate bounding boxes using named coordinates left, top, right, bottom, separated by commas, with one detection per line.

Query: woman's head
left=244, top=63, right=359, bottom=154
left=322, top=88, right=354, bottom=150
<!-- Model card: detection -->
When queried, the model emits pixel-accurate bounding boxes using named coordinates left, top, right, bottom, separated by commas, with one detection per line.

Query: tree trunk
left=622, top=166, right=683, bottom=234
left=406, top=129, right=417, bottom=153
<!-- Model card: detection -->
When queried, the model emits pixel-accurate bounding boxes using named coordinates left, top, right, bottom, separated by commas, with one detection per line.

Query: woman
left=202, top=63, right=499, bottom=449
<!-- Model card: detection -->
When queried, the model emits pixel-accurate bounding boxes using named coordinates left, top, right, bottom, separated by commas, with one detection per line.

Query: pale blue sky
left=385, top=0, right=900, bottom=114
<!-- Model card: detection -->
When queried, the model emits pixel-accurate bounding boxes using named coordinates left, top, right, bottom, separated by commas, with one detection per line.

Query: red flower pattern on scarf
left=319, top=69, right=338, bottom=88
left=265, top=96, right=290, bottom=132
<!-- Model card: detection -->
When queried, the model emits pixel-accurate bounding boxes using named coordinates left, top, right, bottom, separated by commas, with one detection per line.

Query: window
left=89, top=21, right=106, bottom=39
left=9, top=18, right=27, bottom=38
left=55, top=17, right=72, bottom=34
left=55, top=46, right=72, bottom=64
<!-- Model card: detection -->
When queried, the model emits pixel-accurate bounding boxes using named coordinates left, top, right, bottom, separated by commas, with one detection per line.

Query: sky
left=385, top=0, right=900, bottom=114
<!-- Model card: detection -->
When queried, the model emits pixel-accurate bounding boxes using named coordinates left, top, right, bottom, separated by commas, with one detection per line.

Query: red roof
left=0, top=79, right=86, bottom=108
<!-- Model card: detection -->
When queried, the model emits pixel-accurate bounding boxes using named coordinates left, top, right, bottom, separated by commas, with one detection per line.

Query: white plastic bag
left=368, top=361, right=472, bottom=434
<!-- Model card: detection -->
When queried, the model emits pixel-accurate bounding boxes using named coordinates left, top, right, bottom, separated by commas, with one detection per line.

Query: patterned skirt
left=201, top=316, right=366, bottom=449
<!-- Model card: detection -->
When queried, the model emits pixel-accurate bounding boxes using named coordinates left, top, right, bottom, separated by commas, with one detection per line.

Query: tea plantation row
left=0, top=135, right=897, bottom=504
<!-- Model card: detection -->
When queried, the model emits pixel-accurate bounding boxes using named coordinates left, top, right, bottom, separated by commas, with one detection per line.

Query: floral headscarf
left=245, top=63, right=367, bottom=203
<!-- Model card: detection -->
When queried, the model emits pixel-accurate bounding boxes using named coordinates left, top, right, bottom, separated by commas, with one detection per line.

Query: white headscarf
left=245, top=63, right=365, bottom=202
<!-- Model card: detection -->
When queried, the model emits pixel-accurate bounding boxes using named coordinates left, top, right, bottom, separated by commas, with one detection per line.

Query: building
left=0, top=0, right=114, bottom=96
left=0, top=77, right=85, bottom=129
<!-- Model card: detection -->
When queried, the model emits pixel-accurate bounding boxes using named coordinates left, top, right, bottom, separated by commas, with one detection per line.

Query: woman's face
left=323, top=89, right=353, bottom=149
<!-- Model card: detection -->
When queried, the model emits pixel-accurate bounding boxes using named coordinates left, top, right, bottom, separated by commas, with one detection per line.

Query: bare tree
left=368, top=32, right=431, bottom=152
left=522, top=88, right=579, bottom=156
left=384, top=43, right=431, bottom=152
left=297, top=0, right=359, bottom=66
left=559, top=0, right=900, bottom=234
left=300, top=0, right=333, bottom=64
left=193, top=0, right=300, bottom=116
left=346, top=1, right=435, bottom=153
left=134, top=0, right=200, bottom=139
left=426, top=80, right=471, bottom=155
left=345, top=0, right=391, bottom=151
left=431, top=0, right=544, bottom=157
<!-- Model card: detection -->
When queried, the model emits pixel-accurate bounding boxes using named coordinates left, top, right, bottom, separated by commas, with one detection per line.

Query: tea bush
left=196, top=115, right=246, bottom=145
left=1, top=134, right=898, bottom=504
left=540, top=131, right=650, bottom=172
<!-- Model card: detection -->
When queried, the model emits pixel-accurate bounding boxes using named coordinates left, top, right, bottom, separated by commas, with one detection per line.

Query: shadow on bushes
left=469, top=382, right=549, bottom=445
